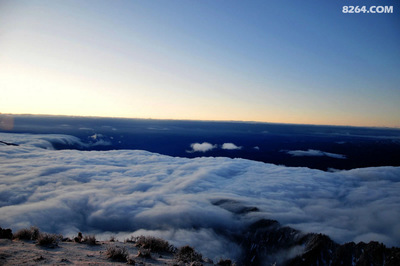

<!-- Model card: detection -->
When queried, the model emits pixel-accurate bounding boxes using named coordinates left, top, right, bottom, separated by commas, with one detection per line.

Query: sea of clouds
left=1, top=132, right=400, bottom=260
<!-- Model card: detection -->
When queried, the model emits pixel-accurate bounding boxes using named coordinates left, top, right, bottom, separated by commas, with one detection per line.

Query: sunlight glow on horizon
left=0, top=0, right=399, bottom=128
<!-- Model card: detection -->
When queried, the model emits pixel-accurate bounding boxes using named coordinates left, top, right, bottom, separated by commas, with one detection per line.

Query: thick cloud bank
left=287, top=149, right=347, bottom=159
left=1, top=133, right=399, bottom=260
left=0, top=132, right=111, bottom=150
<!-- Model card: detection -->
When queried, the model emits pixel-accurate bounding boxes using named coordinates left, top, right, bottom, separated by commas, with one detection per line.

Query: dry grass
left=13, top=228, right=32, bottom=240
left=175, top=245, right=203, bottom=263
left=132, top=235, right=175, bottom=253
left=13, top=227, right=62, bottom=247
left=82, top=235, right=97, bottom=245
left=106, top=245, right=128, bottom=262
left=37, top=233, right=62, bottom=247
left=8, top=227, right=230, bottom=265
left=13, top=226, right=40, bottom=241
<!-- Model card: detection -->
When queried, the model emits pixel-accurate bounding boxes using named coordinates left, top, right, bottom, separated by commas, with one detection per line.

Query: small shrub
left=13, top=226, right=40, bottom=240
left=13, top=228, right=32, bottom=240
left=0, top=227, right=13, bottom=239
left=30, top=226, right=40, bottom=240
left=175, top=245, right=202, bottom=263
left=82, top=235, right=97, bottom=245
left=106, top=245, right=128, bottom=262
left=37, top=233, right=62, bottom=247
left=133, top=235, right=175, bottom=253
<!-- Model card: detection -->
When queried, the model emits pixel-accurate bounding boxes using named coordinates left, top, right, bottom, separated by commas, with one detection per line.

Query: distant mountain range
left=3, top=114, right=400, bottom=170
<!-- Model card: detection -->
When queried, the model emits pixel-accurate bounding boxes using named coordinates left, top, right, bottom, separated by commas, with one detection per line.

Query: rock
left=236, top=219, right=302, bottom=265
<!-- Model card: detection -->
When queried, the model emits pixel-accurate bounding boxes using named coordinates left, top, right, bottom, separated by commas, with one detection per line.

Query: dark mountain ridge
left=234, top=219, right=400, bottom=265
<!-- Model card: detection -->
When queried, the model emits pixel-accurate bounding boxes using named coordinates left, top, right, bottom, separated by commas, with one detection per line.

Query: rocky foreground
left=0, top=228, right=216, bottom=266
left=2, top=220, right=400, bottom=266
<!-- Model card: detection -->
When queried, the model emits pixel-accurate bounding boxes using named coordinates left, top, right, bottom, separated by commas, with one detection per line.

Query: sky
left=0, top=0, right=399, bottom=127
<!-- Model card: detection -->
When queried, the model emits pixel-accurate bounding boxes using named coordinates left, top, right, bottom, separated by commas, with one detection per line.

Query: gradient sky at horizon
left=0, top=0, right=399, bottom=127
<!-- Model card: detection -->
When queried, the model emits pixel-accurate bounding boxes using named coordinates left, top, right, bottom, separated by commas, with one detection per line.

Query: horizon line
left=1, top=112, right=399, bottom=130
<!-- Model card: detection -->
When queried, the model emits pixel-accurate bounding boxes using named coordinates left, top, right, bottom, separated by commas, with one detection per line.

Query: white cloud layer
left=222, top=143, right=242, bottom=150
left=287, top=149, right=346, bottom=159
left=188, top=142, right=217, bottom=153
left=1, top=133, right=399, bottom=260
